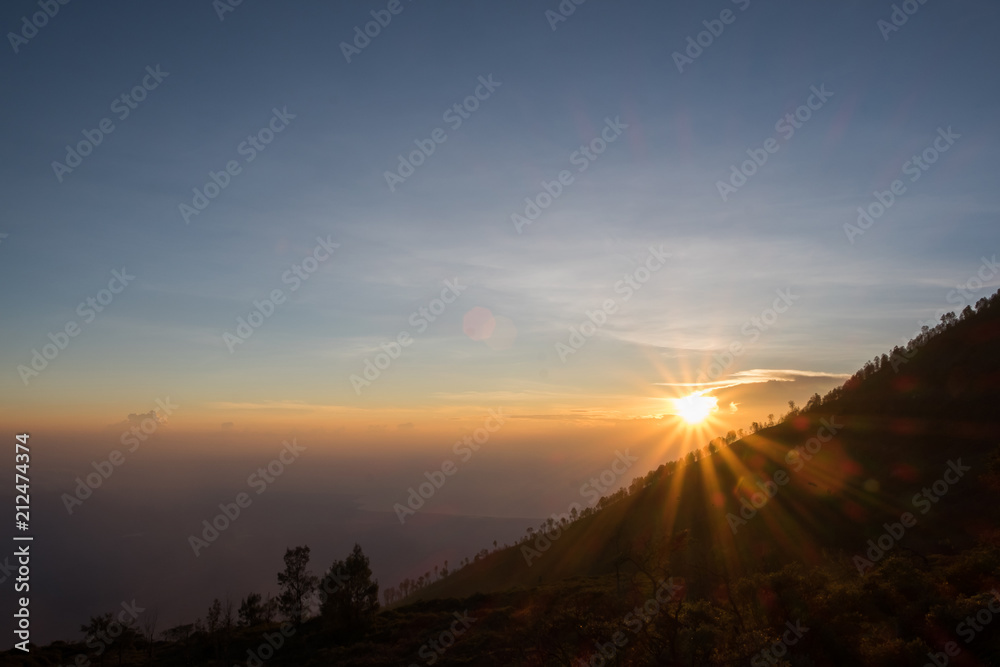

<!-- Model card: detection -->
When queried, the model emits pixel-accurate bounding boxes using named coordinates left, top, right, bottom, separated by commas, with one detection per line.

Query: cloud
left=655, top=368, right=850, bottom=391
left=397, top=422, right=414, bottom=430
left=110, top=410, right=166, bottom=430
left=207, top=401, right=351, bottom=413
left=509, top=414, right=603, bottom=421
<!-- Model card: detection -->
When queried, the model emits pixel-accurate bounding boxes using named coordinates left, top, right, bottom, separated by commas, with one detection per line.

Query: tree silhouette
left=205, top=598, right=222, bottom=636
left=238, top=592, right=264, bottom=627
left=140, top=608, right=157, bottom=666
left=262, top=593, right=278, bottom=625
left=319, top=543, right=380, bottom=642
left=277, top=545, right=318, bottom=625
left=81, top=613, right=113, bottom=667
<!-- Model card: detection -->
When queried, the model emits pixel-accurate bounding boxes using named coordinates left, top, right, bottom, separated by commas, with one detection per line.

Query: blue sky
left=3, top=0, right=1000, bottom=646
left=1, top=0, right=999, bottom=428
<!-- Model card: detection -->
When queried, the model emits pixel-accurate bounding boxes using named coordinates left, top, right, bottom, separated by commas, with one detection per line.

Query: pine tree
left=320, top=543, right=380, bottom=642
left=277, top=546, right=318, bottom=625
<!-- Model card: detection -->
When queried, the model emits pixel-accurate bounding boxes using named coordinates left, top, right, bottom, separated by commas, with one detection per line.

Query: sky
left=2, top=0, right=999, bottom=483
left=1, top=0, right=999, bottom=642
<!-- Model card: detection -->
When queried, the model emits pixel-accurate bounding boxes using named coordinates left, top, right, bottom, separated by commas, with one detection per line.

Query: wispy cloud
left=656, top=368, right=850, bottom=391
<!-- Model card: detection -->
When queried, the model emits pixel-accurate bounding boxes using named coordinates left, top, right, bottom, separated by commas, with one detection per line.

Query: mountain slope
left=411, top=290, right=1000, bottom=603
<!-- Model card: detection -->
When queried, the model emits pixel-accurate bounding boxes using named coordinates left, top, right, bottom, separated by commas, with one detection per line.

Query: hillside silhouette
left=8, top=291, right=1000, bottom=665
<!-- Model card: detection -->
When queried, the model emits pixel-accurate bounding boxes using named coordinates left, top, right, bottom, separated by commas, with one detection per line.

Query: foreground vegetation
left=7, top=291, right=1000, bottom=665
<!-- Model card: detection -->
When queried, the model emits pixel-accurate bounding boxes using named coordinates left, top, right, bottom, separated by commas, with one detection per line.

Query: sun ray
left=670, top=390, right=718, bottom=425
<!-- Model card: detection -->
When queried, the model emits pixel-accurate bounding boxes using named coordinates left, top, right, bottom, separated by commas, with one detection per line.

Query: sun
left=671, top=392, right=717, bottom=424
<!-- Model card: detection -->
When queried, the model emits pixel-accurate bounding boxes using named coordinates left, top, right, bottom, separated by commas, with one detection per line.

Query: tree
left=163, top=623, right=194, bottom=663
left=262, top=593, right=278, bottom=625
left=205, top=598, right=222, bottom=636
left=203, top=598, right=224, bottom=661
left=163, top=624, right=193, bottom=643
left=320, top=543, right=380, bottom=642
left=115, top=623, right=140, bottom=666
left=238, top=593, right=264, bottom=627
left=220, top=596, right=235, bottom=663
left=81, top=613, right=113, bottom=667
left=140, top=608, right=158, bottom=666
left=223, top=596, right=235, bottom=630
left=277, top=546, right=318, bottom=625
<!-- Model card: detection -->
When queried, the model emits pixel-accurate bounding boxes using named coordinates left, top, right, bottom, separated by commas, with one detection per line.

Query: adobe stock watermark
left=555, top=245, right=670, bottom=363
left=350, top=278, right=466, bottom=395
left=522, top=450, right=638, bottom=566
left=579, top=450, right=640, bottom=505
left=716, top=84, right=834, bottom=202
left=17, top=268, right=135, bottom=386
left=671, top=0, right=751, bottom=73
left=750, top=619, right=810, bottom=667
left=239, top=570, right=349, bottom=662
left=727, top=417, right=842, bottom=534
left=890, top=254, right=998, bottom=372
left=340, top=0, right=415, bottom=63
left=576, top=578, right=684, bottom=666
left=0, top=556, right=15, bottom=585
left=878, top=0, right=932, bottom=42
left=179, top=106, right=295, bottom=224
left=213, top=0, right=246, bottom=22
left=544, top=0, right=591, bottom=31
left=187, top=439, right=306, bottom=556
left=409, top=610, right=477, bottom=666
left=55, top=600, right=146, bottom=663
left=695, top=288, right=799, bottom=385
left=924, top=590, right=1000, bottom=667
left=7, top=0, right=74, bottom=54
left=243, top=622, right=296, bottom=667
left=844, top=126, right=959, bottom=244
left=245, top=567, right=347, bottom=661
left=385, top=75, right=501, bottom=192
left=941, top=256, right=1000, bottom=313
left=222, top=236, right=340, bottom=352
left=62, top=398, right=178, bottom=514
left=85, top=602, right=147, bottom=656
left=510, top=115, right=628, bottom=234
left=51, top=65, right=170, bottom=182
left=853, top=458, right=970, bottom=575
left=394, top=410, right=506, bottom=524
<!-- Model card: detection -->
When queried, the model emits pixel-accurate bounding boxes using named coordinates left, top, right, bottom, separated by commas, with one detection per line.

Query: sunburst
left=671, top=391, right=717, bottom=424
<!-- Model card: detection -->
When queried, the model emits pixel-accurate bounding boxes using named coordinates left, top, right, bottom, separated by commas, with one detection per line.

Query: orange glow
left=671, top=391, right=717, bottom=424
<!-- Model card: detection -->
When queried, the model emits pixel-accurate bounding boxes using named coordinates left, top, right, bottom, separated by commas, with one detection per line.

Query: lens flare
left=672, top=392, right=717, bottom=424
